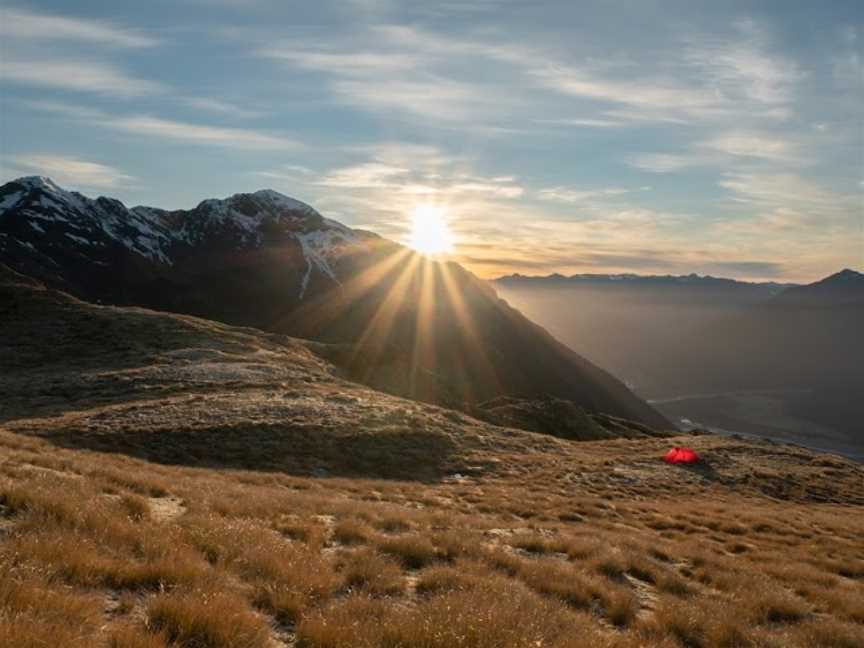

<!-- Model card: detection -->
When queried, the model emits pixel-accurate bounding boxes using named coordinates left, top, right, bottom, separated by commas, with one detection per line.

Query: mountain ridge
left=496, top=271, right=798, bottom=292
left=0, top=176, right=670, bottom=429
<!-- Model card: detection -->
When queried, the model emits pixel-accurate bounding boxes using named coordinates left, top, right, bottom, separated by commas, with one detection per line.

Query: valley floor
left=652, top=391, right=863, bottom=462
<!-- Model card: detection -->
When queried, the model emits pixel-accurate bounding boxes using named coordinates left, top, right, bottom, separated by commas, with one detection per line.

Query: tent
left=664, top=447, right=700, bottom=464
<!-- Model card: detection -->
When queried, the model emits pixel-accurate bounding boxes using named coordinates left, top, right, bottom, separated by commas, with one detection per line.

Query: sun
left=409, top=204, right=454, bottom=255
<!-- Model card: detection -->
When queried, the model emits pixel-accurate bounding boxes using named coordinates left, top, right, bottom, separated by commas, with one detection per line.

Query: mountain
left=666, top=269, right=864, bottom=438
left=497, top=272, right=794, bottom=295
left=496, top=268, right=864, bottom=457
left=494, top=271, right=793, bottom=396
left=0, top=177, right=668, bottom=428
left=0, top=176, right=364, bottom=320
left=667, top=268, right=864, bottom=393
left=772, top=268, right=864, bottom=306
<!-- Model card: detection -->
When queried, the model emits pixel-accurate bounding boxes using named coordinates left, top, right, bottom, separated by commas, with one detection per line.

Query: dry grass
left=146, top=589, right=271, bottom=648
left=376, top=534, right=439, bottom=569
left=331, top=518, right=374, bottom=545
left=0, top=425, right=862, bottom=647
left=337, top=547, right=404, bottom=596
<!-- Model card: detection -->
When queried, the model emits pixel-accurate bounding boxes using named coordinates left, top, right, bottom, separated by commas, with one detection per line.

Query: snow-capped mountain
left=0, top=176, right=367, bottom=302
left=0, top=177, right=670, bottom=429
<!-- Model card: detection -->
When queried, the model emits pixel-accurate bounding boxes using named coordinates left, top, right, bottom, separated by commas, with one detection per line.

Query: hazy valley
left=496, top=272, right=864, bottom=460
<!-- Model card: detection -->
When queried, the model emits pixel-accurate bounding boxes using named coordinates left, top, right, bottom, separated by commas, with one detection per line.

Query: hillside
left=0, top=176, right=668, bottom=428
left=2, top=264, right=863, bottom=648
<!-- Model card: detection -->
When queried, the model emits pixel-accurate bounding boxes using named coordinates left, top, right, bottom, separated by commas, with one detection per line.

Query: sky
left=0, top=0, right=861, bottom=282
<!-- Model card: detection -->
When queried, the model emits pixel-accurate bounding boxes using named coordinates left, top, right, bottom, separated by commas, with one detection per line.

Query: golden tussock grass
left=146, top=589, right=271, bottom=648
left=0, top=427, right=863, bottom=647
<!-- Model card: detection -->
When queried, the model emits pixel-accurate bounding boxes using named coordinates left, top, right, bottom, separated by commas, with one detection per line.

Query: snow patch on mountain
left=0, top=191, right=24, bottom=211
left=1, top=177, right=364, bottom=295
left=64, top=232, right=95, bottom=246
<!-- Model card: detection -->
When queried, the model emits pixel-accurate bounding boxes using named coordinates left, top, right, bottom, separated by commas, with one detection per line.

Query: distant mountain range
left=0, top=176, right=669, bottom=429
left=497, top=272, right=796, bottom=294
left=496, top=267, right=864, bottom=453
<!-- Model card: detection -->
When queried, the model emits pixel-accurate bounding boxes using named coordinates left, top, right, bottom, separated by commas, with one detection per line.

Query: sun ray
left=438, top=261, right=503, bottom=401
left=409, top=255, right=438, bottom=396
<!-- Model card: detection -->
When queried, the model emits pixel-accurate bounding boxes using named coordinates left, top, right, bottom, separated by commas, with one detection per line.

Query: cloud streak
left=28, top=101, right=299, bottom=150
left=0, top=7, right=159, bottom=48
left=0, top=59, right=165, bottom=97
left=10, top=154, right=134, bottom=188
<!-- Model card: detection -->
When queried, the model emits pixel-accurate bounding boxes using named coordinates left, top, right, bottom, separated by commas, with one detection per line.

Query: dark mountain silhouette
left=0, top=177, right=669, bottom=428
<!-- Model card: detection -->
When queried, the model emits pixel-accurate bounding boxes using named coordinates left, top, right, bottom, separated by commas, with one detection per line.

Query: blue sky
left=0, top=0, right=861, bottom=281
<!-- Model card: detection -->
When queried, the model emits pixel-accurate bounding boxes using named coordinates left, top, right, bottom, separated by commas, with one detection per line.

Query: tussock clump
left=515, top=558, right=638, bottom=626
left=120, top=494, right=151, bottom=522
left=790, top=618, right=864, bottom=648
left=509, top=532, right=555, bottom=555
left=0, top=569, right=103, bottom=648
left=415, top=560, right=495, bottom=596
left=338, top=548, right=404, bottom=596
left=332, top=518, right=374, bottom=545
left=645, top=596, right=753, bottom=648
left=377, top=534, right=438, bottom=569
left=107, top=624, right=171, bottom=648
left=146, top=589, right=271, bottom=648
left=296, top=587, right=607, bottom=648
left=430, top=529, right=480, bottom=562
left=372, top=514, right=413, bottom=533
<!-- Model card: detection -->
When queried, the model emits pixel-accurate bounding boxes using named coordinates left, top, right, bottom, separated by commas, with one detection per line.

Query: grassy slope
left=2, top=267, right=864, bottom=647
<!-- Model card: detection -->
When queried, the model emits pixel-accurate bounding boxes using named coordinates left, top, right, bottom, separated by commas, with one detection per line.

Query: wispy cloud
left=28, top=101, right=299, bottom=150
left=108, top=115, right=299, bottom=150
left=0, top=59, right=164, bottom=96
left=331, top=77, right=493, bottom=121
left=626, top=153, right=707, bottom=173
left=179, top=97, right=267, bottom=119
left=258, top=47, right=421, bottom=75
left=699, top=131, right=800, bottom=161
left=10, top=154, right=134, bottom=188
left=315, top=153, right=524, bottom=198
left=0, top=7, right=159, bottom=48
left=531, top=67, right=726, bottom=121
left=684, top=20, right=802, bottom=106
left=718, top=172, right=855, bottom=213
left=257, top=21, right=805, bottom=129
left=537, top=186, right=631, bottom=203
left=628, top=131, right=803, bottom=173
left=535, top=118, right=627, bottom=129
left=319, top=162, right=410, bottom=189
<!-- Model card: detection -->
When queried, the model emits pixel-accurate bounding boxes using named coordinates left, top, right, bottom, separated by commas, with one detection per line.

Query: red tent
left=664, top=447, right=700, bottom=464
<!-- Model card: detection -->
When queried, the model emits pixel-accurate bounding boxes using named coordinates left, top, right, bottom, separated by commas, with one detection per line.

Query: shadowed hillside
left=0, top=178, right=669, bottom=429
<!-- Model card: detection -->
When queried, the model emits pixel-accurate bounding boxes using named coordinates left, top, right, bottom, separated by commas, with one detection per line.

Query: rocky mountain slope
left=0, top=177, right=668, bottom=428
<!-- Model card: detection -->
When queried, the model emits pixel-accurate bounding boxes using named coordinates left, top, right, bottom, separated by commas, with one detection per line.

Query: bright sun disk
left=409, top=204, right=454, bottom=255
